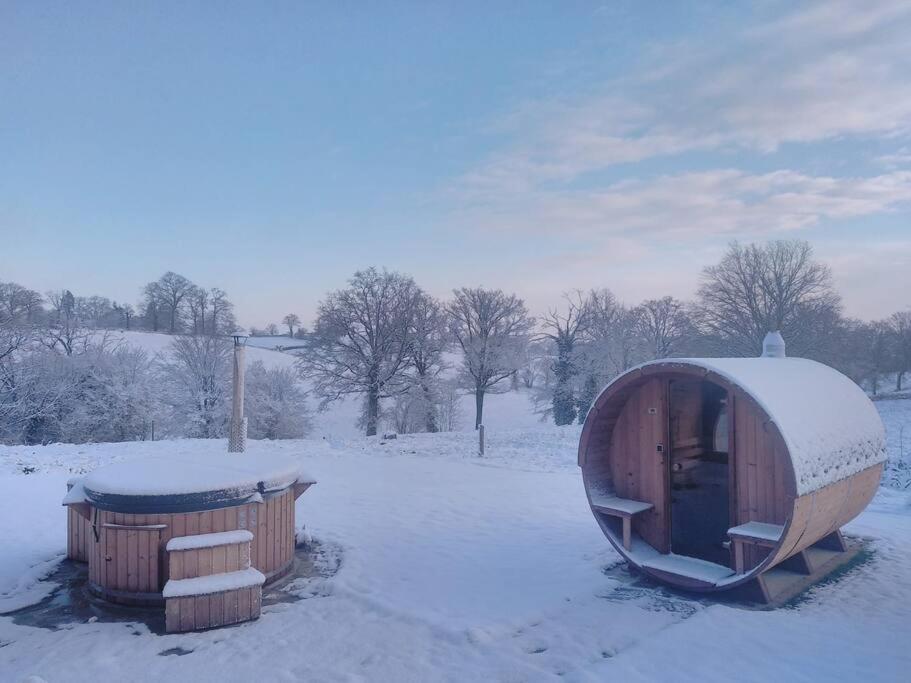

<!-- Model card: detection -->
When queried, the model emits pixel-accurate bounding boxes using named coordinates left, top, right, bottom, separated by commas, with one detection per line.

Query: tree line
left=2, top=239, right=909, bottom=444
left=293, top=240, right=911, bottom=435
left=0, top=273, right=307, bottom=445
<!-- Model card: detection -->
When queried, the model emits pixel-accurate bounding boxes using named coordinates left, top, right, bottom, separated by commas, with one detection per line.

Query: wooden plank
left=200, top=510, right=212, bottom=535
left=238, top=587, right=251, bottom=621
left=226, top=505, right=238, bottom=532
left=179, top=597, right=195, bottom=632
left=127, top=528, right=139, bottom=591
left=213, top=507, right=226, bottom=533
left=226, top=542, right=240, bottom=572
left=224, top=588, right=238, bottom=624
left=172, top=512, right=187, bottom=540
left=137, top=516, right=149, bottom=591
left=150, top=528, right=160, bottom=591
left=170, top=548, right=185, bottom=581
left=165, top=598, right=181, bottom=633
left=116, top=527, right=128, bottom=590
left=258, top=502, right=267, bottom=570
left=210, top=589, right=224, bottom=627
left=195, top=594, right=210, bottom=629
left=270, top=496, right=278, bottom=571
left=212, top=544, right=227, bottom=575
left=251, top=586, right=262, bottom=620
left=186, top=511, right=200, bottom=537
left=197, top=547, right=214, bottom=578
left=185, top=547, right=199, bottom=579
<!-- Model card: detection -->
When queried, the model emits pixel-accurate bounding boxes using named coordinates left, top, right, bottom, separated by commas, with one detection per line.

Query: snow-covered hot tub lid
left=80, top=452, right=316, bottom=513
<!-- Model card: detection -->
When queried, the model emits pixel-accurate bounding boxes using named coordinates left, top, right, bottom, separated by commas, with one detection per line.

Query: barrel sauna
left=64, top=452, right=315, bottom=606
left=578, top=334, right=886, bottom=599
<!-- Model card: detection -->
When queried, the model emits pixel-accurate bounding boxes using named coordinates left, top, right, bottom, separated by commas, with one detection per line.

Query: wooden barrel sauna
left=578, top=335, right=886, bottom=596
left=64, top=452, right=315, bottom=605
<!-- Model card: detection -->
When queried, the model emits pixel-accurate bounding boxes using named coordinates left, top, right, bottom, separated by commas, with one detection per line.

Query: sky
left=2, top=0, right=910, bottom=328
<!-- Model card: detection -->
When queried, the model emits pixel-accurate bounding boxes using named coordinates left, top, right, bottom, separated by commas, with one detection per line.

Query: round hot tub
left=64, top=452, right=315, bottom=605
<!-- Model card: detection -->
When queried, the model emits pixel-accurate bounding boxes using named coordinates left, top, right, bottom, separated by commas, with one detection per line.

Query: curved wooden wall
left=81, top=486, right=296, bottom=605
left=580, top=366, right=882, bottom=591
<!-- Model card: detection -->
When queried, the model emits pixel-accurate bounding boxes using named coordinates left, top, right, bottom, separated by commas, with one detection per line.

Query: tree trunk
left=475, top=389, right=484, bottom=430
left=423, top=380, right=438, bottom=433
left=366, top=385, right=379, bottom=436
left=898, top=371, right=905, bottom=392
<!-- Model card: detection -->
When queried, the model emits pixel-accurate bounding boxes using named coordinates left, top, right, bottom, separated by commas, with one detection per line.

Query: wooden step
left=164, top=568, right=265, bottom=633
left=166, top=530, right=253, bottom=580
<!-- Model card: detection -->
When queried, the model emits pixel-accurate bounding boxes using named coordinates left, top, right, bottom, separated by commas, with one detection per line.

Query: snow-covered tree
left=540, top=291, right=590, bottom=426
left=299, top=268, right=419, bottom=436
left=447, top=287, right=532, bottom=429
left=245, top=360, right=311, bottom=439
left=889, top=311, right=911, bottom=392
left=407, top=291, right=447, bottom=432
left=157, top=335, right=231, bottom=438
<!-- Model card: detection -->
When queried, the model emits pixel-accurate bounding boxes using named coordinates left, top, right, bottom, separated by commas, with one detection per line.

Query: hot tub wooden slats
left=81, top=486, right=298, bottom=604
left=67, top=505, right=92, bottom=562
left=88, top=509, right=164, bottom=598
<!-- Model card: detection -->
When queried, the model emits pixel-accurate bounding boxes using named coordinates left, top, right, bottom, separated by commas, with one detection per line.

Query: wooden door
left=608, top=377, right=670, bottom=552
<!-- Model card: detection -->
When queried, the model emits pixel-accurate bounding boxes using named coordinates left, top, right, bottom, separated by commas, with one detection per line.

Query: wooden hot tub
left=64, top=452, right=315, bottom=606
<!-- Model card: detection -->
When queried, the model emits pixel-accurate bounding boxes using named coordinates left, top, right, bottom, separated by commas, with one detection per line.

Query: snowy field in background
left=0, top=398, right=909, bottom=680
left=102, top=330, right=547, bottom=440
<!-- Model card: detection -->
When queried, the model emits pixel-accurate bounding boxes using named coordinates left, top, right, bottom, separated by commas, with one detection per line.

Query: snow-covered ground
left=0, top=400, right=909, bottom=681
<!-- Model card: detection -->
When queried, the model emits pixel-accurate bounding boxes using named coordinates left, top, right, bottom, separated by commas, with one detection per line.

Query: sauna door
left=609, top=377, right=670, bottom=553
left=668, top=379, right=731, bottom=565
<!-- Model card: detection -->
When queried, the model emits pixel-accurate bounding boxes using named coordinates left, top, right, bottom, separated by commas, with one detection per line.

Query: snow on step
left=728, top=522, right=784, bottom=543
left=166, top=529, right=254, bottom=552
left=640, top=553, right=735, bottom=584
left=163, top=568, right=265, bottom=598
left=589, top=492, right=653, bottom=516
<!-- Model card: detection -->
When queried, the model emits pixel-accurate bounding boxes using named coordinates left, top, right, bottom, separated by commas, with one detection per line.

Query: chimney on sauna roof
left=761, top=331, right=786, bottom=358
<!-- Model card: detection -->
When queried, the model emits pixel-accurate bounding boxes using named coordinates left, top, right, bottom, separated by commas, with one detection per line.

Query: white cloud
left=456, top=0, right=911, bottom=196
left=459, top=169, right=911, bottom=240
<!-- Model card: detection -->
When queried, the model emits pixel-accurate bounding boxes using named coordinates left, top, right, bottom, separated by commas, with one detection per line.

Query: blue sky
left=2, top=1, right=910, bottom=327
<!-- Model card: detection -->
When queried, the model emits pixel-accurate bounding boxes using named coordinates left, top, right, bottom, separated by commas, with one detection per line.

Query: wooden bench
left=589, top=493, right=654, bottom=550
left=727, top=522, right=784, bottom=574
left=164, top=530, right=265, bottom=633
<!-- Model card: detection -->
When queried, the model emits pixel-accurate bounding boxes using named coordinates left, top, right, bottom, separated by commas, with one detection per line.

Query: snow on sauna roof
left=636, top=356, right=886, bottom=495
left=80, top=452, right=315, bottom=512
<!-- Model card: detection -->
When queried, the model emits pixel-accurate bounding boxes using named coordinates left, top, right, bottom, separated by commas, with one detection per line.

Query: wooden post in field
left=478, top=424, right=485, bottom=456
left=229, top=335, right=248, bottom=453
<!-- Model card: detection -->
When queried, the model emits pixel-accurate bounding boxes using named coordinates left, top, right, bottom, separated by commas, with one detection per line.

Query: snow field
left=0, top=399, right=908, bottom=681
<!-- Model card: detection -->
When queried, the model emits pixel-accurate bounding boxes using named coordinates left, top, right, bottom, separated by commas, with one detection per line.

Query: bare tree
left=42, top=290, right=89, bottom=356
left=0, top=282, right=43, bottom=323
left=208, top=288, right=235, bottom=335
left=695, top=240, right=841, bottom=357
left=187, top=286, right=209, bottom=335
left=112, top=302, right=135, bottom=330
left=298, top=268, right=419, bottom=436
left=447, top=287, right=533, bottom=430
left=144, top=272, right=195, bottom=334
left=282, top=313, right=301, bottom=338
left=633, top=296, right=692, bottom=359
